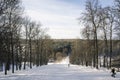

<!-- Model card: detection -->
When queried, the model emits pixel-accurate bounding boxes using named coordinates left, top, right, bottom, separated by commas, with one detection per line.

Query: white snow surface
left=0, top=57, right=120, bottom=80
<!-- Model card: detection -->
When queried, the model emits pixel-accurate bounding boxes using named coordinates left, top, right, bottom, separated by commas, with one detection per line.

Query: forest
left=0, top=0, right=120, bottom=75
left=0, top=0, right=53, bottom=75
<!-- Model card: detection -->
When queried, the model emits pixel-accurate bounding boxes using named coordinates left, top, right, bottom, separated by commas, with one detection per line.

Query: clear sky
left=22, top=0, right=113, bottom=39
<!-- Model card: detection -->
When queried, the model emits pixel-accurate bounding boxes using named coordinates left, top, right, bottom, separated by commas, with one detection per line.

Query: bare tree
left=106, top=7, right=115, bottom=68
left=0, top=0, right=52, bottom=75
left=81, top=25, right=92, bottom=66
left=0, top=0, right=23, bottom=75
left=22, top=17, right=31, bottom=69
left=80, top=0, right=102, bottom=69
left=28, top=21, right=36, bottom=69
left=99, top=7, right=109, bottom=68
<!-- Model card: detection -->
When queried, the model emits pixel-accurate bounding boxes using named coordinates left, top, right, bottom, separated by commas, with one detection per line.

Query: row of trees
left=0, top=0, right=53, bottom=75
left=75, top=0, right=120, bottom=69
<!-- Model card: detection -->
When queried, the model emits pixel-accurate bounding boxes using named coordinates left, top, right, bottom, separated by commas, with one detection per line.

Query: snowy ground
left=0, top=57, right=120, bottom=80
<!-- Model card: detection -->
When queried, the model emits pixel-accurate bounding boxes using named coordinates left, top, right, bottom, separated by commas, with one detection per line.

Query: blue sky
left=22, top=0, right=113, bottom=39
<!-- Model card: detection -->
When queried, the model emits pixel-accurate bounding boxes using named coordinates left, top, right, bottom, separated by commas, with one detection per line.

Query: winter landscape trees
left=0, top=0, right=120, bottom=77
left=0, top=0, right=51, bottom=75
left=76, top=0, right=120, bottom=69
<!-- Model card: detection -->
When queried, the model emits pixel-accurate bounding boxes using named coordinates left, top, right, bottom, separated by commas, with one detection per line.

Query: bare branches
left=79, top=0, right=117, bottom=69
left=0, top=0, right=50, bottom=75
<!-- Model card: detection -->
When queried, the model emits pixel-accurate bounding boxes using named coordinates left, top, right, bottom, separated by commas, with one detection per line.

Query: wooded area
left=0, top=0, right=120, bottom=75
left=75, top=0, right=120, bottom=69
left=0, top=0, right=53, bottom=75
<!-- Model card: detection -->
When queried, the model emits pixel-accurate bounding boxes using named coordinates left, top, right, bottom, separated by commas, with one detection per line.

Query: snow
left=54, top=56, right=70, bottom=64
left=0, top=57, right=120, bottom=80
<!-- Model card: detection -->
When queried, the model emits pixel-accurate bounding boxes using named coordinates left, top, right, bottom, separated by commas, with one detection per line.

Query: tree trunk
left=11, top=32, right=14, bottom=73
left=23, top=51, right=26, bottom=70
left=29, top=38, right=32, bottom=69
left=109, top=24, right=113, bottom=68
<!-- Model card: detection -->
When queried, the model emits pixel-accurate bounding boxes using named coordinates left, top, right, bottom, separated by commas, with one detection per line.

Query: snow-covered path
left=0, top=64, right=120, bottom=80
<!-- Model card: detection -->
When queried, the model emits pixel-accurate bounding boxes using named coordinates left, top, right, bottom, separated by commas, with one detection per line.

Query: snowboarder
left=111, top=68, right=116, bottom=78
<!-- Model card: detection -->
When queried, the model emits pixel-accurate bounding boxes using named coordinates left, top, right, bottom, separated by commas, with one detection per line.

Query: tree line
left=0, top=0, right=53, bottom=75
left=1, top=0, right=120, bottom=75
left=70, top=0, right=120, bottom=69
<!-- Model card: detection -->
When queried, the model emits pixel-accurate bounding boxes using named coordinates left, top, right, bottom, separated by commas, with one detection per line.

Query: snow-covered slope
left=0, top=57, right=120, bottom=80
left=0, top=64, right=120, bottom=80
